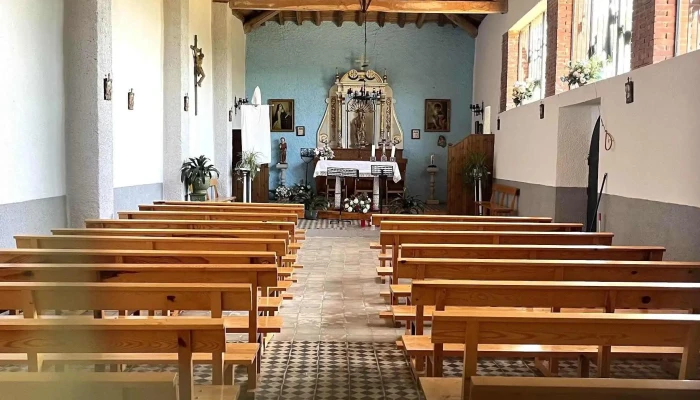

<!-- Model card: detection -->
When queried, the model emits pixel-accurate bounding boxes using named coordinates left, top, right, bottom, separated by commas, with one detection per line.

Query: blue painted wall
left=246, top=22, right=475, bottom=202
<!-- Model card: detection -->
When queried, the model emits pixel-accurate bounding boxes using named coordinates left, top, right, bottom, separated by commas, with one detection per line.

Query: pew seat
left=370, top=242, right=384, bottom=250
left=420, top=376, right=700, bottom=400
left=376, top=267, right=392, bottom=276
left=258, top=296, right=283, bottom=312
left=278, top=267, right=295, bottom=277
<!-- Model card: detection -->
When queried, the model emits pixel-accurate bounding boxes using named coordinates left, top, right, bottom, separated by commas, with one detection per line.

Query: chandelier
left=346, top=0, right=381, bottom=111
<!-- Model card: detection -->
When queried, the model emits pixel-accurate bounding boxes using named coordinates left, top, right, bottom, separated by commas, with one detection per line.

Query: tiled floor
left=0, top=226, right=693, bottom=399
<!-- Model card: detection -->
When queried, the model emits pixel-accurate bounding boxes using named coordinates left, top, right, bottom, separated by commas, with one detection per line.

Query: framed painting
left=269, top=99, right=295, bottom=132
left=411, top=129, right=420, bottom=139
left=296, top=126, right=305, bottom=136
left=425, top=99, right=451, bottom=132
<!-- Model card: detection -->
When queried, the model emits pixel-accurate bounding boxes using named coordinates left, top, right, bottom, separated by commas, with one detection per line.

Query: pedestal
left=189, top=193, right=207, bottom=202
left=276, top=163, right=288, bottom=187
left=426, top=166, right=439, bottom=205
left=372, top=176, right=380, bottom=211
left=334, top=177, right=342, bottom=209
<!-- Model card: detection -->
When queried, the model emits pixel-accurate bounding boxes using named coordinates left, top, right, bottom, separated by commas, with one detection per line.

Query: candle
left=371, top=145, right=375, bottom=157
left=430, top=154, right=435, bottom=165
left=483, top=106, right=491, bottom=134
left=390, top=144, right=396, bottom=159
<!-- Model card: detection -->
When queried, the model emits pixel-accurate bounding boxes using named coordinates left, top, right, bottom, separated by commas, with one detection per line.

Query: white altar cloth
left=313, top=160, right=402, bottom=211
left=313, top=160, right=401, bottom=183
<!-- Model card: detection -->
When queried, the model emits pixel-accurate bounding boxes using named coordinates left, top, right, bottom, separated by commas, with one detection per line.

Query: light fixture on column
left=497, top=116, right=501, bottom=130
left=625, top=77, right=634, bottom=104
left=539, top=102, right=545, bottom=119
left=103, top=74, right=112, bottom=101
left=234, top=96, right=249, bottom=115
left=469, top=102, right=484, bottom=116
left=127, top=89, right=134, bottom=110
left=184, top=94, right=189, bottom=112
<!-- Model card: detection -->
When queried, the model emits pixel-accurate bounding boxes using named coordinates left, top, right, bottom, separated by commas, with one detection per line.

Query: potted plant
left=512, top=80, right=536, bottom=106
left=388, top=189, right=426, bottom=214
left=463, top=151, right=490, bottom=211
left=235, top=150, right=262, bottom=181
left=304, top=195, right=329, bottom=220
left=180, top=155, right=219, bottom=200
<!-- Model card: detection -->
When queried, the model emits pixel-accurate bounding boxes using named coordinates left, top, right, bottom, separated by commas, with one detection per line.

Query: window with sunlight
left=677, top=0, right=700, bottom=55
left=572, top=0, right=633, bottom=79
left=517, top=11, right=547, bottom=103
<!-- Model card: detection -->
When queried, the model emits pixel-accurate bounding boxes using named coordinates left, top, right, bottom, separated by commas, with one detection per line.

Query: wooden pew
left=381, top=231, right=615, bottom=284
left=425, top=312, right=700, bottom=400
left=52, top=228, right=291, bottom=245
left=155, top=200, right=302, bottom=209
left=14, top=235, right=293, bottom=269
left=379, top=221, right=583, bottom=232
left=0, top=282, right=265, bottom=387
left=0, top=372, right=184, bottom=400
left=0, top=318, right=229, bottom=400
left=421, top=376, right=700, bottom=400
left=371, top=214, right=552, bottom=226
left=117, top=211, right=298, bottom=224
left=402, top=279, right=700, bottom=376
left=139, top=204, right=304, bottom=218
left=0, top=249, right=276, bottom=265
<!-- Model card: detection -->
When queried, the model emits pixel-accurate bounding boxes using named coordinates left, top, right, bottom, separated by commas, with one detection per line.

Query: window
left=572, top=0, right=633, bottom=79
left=516, top=12, right=547, bottom=102
left=677, top=0, right=700, bottom=55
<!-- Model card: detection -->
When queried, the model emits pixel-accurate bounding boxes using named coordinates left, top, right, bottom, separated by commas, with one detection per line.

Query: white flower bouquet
left=512, top=80, right=536, bottom=106
left=342, top=193, right=372, bottom=214
left=315, top=146, right=335, bottom=160
left=561, top=56, right=604, bottom=88
left=274, top=185, right=291, bottom=200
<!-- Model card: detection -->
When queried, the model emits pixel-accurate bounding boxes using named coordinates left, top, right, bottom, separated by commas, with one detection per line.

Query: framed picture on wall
left=296, top=126, right=305, bottom=136
left=269, top=99, right=295, bottom=132
left=425, top=99, right=451, bottom=132
left=411, top=129, right=420, bottom=139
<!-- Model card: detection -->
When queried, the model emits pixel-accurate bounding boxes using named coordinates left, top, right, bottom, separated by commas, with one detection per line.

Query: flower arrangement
left=512, top=80, right=536, bottom=106
left=274, top=185, right=291, bottom=201
left=315, top=146, right=335, bottom=160
left=343, top=193, right=372, bottom=214
left=560, top=56, right=604, bottom=88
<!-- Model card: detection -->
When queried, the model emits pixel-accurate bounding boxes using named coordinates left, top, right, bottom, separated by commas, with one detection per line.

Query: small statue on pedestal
left=279, top=137, right=287, bottom=164
left=353, top=110, right=367, bottom=148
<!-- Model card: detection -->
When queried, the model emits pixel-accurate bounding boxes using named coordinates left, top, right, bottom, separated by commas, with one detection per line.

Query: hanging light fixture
left=346, top=0, right=381, bottom=111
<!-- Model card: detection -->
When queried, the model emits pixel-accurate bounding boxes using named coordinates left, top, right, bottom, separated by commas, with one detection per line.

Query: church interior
left=1, top=0, right=700, bottom=399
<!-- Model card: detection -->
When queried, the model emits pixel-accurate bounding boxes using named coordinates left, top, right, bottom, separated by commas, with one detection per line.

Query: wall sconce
left=469, top=102, right=484, bottom=117
left=184, top=94, right=189, bottom=112
left=234, top=96, right=249, bottom=115
left=625, top=77, right=634, bottom=104
left=103, top=74, right=112, bottom=101
left=497, top=116, right=501, bottom=130
left=127, top=89, right=134, bottom=110
left=229, top=107, right=233, bottom=122
left=539, top=102, right=545, bottom=119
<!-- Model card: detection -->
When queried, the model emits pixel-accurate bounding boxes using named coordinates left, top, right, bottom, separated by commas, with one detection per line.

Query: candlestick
left=371, top=145, right=375, bottom=156
left=430, top=154, right=435, bottom=166
left=390, top=144, right=396, bottom=159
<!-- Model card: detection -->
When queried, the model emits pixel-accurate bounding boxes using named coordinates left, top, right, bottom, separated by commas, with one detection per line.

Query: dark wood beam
left=243, top=10, right=279, bottom=33
left=229, top=7, right=246, bottom=21
left=356, top=11, right=365, bottom=26
left=295, top=11, right=303, bottom=25
left=312, top=11, right=322, bottom=26
left=333, top=11, right=343, bottom=27
left=437, top=13, right=446, bottom=26
left=397, top=13, right=406, bottom=28
left=377, top=12, right=386, bottom=27
left=415, top=13, right=426, bottom=28
left=277, top=11, right=285, bottom=25
left=227, top=0, right=508, bottom=14
left=444, top=14, right=478, bottom=37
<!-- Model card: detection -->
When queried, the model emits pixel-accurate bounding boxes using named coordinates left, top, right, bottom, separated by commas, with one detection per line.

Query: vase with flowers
left=315, top=146, right=335, bottom=161
left=512, top=80, right=536, bottom=106
left=560, top=56, right=604, bottom=88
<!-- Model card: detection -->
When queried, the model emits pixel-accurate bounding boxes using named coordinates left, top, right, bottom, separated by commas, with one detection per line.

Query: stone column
left=212, top=2, right=233, bottom=198
left=64, top=0, right=114, bottom=227
left=163, top=0, right=190, bottom=200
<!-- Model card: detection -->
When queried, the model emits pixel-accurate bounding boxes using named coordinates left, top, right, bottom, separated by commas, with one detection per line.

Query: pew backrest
left=155, top=200, right=302, bottom=209
left=139, top=204, right=304, bottom=218
left=380, top=221, right=583, bottom=232
left=371, top=214, right=552, bottom=226
left=118, top=211, right=298, bottom=224
left=400, top=244, right=665, bottom=261
left=380, top=231, right=614, bottom=247
left=85, top=219, right=295, bottom=236
left=52, top=228, right=290, bottom=244
left=0, top=249, right=276, bottom=265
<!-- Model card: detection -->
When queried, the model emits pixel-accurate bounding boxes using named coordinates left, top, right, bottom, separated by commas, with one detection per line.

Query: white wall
left=188, top=0, right=214, bottom=161
left=0, top=0, right=65, bottom=204
left=112, top=0, right=164, bottom=188
left=231, top=18, right=246, bottom=130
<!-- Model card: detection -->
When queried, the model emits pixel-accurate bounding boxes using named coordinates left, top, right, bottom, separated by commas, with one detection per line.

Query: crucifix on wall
left=190, top=35, right=206, bottom=115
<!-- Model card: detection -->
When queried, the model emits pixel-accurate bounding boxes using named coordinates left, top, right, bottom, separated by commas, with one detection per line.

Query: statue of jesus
left=353, top=110, right=367, bottom=147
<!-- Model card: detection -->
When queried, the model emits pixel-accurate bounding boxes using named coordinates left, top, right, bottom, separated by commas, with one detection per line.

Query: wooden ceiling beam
left=227, top=0, right=507, bottom=14
left=313, top=11, right=322, bottom=26
left=277, top=11, right=285, bottom=24
left=397, top=13, right=406, bottom=28
left=444, top=14, right=478, bottom=37
left=415, top=13, right=426, bottom=28
left=377, top=12, right=386, bottom=27
left=333, top=11, right=343, bottom=27
left=243, top=10, right=279, bottom=33
left=295, top=11, right=303, bottom=25
left=356, top=11, right=365, bottom=26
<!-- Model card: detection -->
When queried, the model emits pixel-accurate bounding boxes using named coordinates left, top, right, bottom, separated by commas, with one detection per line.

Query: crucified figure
left=191, top=44, right=206, bottom=87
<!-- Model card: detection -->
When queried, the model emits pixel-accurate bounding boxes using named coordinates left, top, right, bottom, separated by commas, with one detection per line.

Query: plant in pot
left=235, top=151, right=262, bottom=181
left=180, top=155, right=219, bottom=201
left=463, top=151, right=490, bottom=210
left=388, top=189, right=426, bottom=214
left=304, top=195, right=329, bottom=220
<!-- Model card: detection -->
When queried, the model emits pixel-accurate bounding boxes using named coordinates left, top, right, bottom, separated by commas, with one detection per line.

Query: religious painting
left=269, top=99, right=295, bottom=132
left=296, top=126, right=305, bottom=136
left=425, top=99, right=451, bottom=132
left=411, top=129, right=421, bottom=140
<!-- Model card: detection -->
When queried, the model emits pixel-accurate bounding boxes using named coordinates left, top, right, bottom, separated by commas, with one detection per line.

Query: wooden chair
left=206, top=177, right=220, bottom=200
left=475, top=183, right=519, bottom=216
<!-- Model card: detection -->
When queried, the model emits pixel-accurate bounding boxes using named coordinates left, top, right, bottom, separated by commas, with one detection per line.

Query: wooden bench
left=371, top=214, right=551, bottom=226
left=118, top=211, right=298, bottom=224
left=380, top=231, right=615, bottom=284
left=379, top=221, right=583, bottom=232
left=475, top=183, right=519, bottom=216
left=401, top=279, right=700, bottom=376
left=426, top=311, right=700, bottom=399
left=421, top=376, right=700, bottom=400
left=0, top=318, right=229, bottom=400
left=0, top=371, right=185, bottom=400
left=140, top=204, right=305, bottom=218
left=53, top=228, right=292, bottom=245
left=0, top=249, right=276, bottom=265
left=0, top=282, right=268, bottom=388
left=155, top=200, right=302, bottom=209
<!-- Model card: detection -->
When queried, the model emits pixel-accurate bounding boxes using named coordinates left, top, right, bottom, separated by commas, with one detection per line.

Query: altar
left=313, top=159, right=402, bottom=210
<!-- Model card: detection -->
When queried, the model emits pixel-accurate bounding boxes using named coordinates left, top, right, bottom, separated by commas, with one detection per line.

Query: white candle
left=390, top=144, right=396, bottom=159
left=430, top=154, right=435, bottom=165
left=371, top=145, right=375, bottom=156
left=483, top=106, right=491, bottom=134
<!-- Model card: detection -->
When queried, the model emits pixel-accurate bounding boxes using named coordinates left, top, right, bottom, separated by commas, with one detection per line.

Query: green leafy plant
left=388, top=189, right=426, bottom=214
left=235, top=151, right=262, bottom=181
left=307, top=195, right=330, bottom=211
left=180, top=155, right=219, bottom=186
left=463, top=151, right=489, bottom=186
